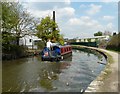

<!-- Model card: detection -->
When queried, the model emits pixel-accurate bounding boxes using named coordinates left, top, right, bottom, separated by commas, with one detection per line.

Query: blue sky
left=19, top=0, right=118, bottom=39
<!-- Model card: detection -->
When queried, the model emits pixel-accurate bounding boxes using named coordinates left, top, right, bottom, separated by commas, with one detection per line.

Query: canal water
left=2, top=49, right=107, bottom=92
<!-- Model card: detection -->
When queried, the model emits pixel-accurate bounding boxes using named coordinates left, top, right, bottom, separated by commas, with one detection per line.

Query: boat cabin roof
left=51, top=45, right=71, bottom=49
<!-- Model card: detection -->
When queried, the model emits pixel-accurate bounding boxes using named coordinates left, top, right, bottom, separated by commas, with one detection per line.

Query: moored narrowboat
left=41, top=45, right=72, bottom=61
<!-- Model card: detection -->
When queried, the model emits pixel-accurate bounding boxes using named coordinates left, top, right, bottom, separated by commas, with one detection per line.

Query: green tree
left=2, top=2, right=16, bottom=45
left=58, top=34, right=64, bottom=45
left=94, top=31, right=103, bottom=36
left=87, top=38, right=91, bottom=42
left=36, top=16, right=63, bottom=44
left=106, top=33, right=120, bottom=52
left=2, top=2, right=35, bottom=46
left=1, top=1, right=36, bottom=57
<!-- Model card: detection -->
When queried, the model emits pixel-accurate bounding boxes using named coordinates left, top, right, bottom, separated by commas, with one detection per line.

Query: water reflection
left=75, top=48, right=103, bottom=60
left=2, top=49, right=106, bottom=92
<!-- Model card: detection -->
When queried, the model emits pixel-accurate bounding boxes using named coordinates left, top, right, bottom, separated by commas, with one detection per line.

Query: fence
left=70, top=42, right=98, bottom=47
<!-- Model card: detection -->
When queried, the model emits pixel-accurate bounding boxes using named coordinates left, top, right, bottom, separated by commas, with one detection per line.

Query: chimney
left=53, top=11, right=56, bottom=31
left=53, top=11, right=55, bottom=22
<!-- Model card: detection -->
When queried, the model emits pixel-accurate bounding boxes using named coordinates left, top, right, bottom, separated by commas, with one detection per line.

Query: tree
left=36, top=16, right=62, bottom=43
left=2, top=2, right=36, bottom=45
left=94, top=31, right=103, bottom=36
left=103, top=31, right=112, bottom=36
left=58, top=34, right=64, bottom=45
left=2, top=2, right=17, bottom=45
left=87, top=38, right=91, bottom=42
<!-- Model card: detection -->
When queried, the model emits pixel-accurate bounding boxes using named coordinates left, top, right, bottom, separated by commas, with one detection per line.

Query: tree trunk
left=16, top=37, right=19, bottom=45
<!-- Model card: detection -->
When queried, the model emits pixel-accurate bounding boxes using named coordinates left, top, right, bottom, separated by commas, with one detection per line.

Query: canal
left=2, top=48, right=107, bottom=92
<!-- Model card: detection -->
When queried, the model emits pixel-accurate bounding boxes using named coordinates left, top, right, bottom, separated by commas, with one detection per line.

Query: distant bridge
left=70, top=42, right=98, bottom=47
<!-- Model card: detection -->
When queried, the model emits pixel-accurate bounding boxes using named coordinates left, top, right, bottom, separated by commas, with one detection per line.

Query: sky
left=18, top=0, right=118, bottom=39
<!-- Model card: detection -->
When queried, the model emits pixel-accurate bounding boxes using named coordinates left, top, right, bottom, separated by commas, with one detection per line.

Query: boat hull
left=41, top=45, right=72, bottom=61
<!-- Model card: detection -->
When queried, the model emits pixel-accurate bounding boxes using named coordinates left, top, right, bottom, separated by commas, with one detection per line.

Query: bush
left=36, top=41, right=45, bottom=50
left=2, top=44, right=27, bottom=58
left=11, top=45, right=27, bottom=57
left=106, top=33, right=120, bottom=52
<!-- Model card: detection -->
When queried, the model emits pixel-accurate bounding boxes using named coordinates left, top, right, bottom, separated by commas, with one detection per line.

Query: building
left=19, top=35, right=41, bottom=49
left=76, top=35, right=110, bottom=42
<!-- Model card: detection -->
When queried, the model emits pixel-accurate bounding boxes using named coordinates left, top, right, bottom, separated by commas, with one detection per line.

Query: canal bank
left=72, top=45, right=119, bottom=93
left=2, top=50, right=41, bottom=60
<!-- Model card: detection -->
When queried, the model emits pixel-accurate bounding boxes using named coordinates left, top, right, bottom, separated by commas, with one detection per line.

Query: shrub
left=106, top=34, right=120, bottom=52
left=36, top=41, right=45, bottom=50
left=2, top=44, right=27, bottom=58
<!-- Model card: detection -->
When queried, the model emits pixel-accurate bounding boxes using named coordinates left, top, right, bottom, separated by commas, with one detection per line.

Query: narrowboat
left=41, top=45, right=72, bottom=61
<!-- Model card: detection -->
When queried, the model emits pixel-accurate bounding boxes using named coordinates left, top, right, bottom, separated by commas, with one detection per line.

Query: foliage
left=2, top=2, right=17, bottom=45
left=1, top=2, right=37, bottom=59
left=2, top=32, right=16, bottom=45
left=106, top=33, right=120, bottom=52
left=58, top=34, right=64, bottom=45
left=3, top=44, right=27, bottom=57
left=36, top=16, right=64, bottom=44
left=35, top=40, right=45, bottom=49
left=2, top=2, right=36, bottom=45
left=68, top=39, right=76, bottom=43
left=87, top=38, right=91, bottom=42
left=98, top=40, right=107, bottom=48
left=94, top=31, right=103, bottom=36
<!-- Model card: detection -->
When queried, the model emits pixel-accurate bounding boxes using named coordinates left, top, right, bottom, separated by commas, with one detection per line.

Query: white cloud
left=105, top=22, right=114, bottom=30
left=86, top=4, right=102, bottom=15
left=62, top=16, right=116, bottom=38
left=68, top=16, right=102, bottom=28
left=27, top=6, right=75, bottom=20
left=63, top=16, right=104, bottom=38
left=23, top=0, right=41, bottom=2
left=27, top=9, right=53, bottom=18
left=68, top=18, right=82, bottom=25
left=55, top=7, right=75, bottom=18
left=103, top=16, right=114, bottom=21
left=64, top=0, right=71, bottom=5
left=19, top=0, right=119, bottom=2
left=20, top=2, right=117, bottom=39
left=101, top=0, right=119, bottom=2
left=19, top=0, right=71, bottom=3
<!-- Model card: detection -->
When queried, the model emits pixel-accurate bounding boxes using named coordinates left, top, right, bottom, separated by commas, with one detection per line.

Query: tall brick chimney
left=53, top=11, right=56, bottom=31
left=53, top=11, right=55, bottom=22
